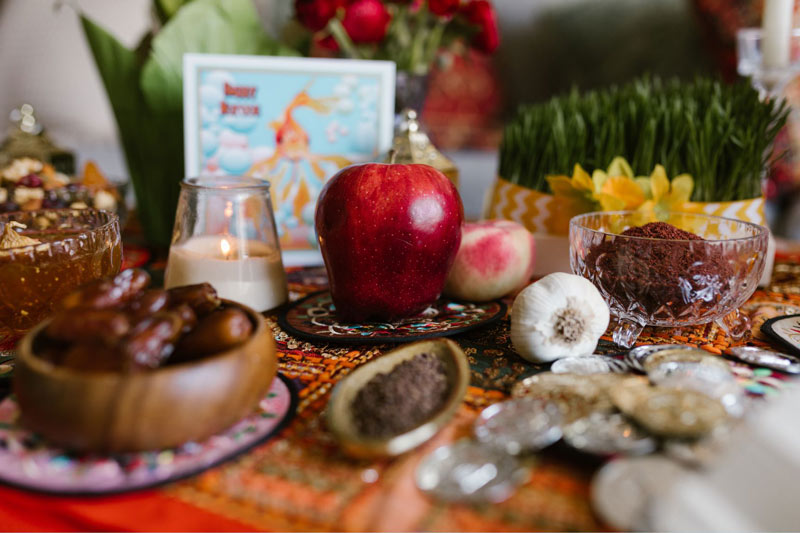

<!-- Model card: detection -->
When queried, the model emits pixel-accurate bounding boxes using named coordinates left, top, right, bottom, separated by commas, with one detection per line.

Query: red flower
left=461, top=0, right=499, bottom=53
left=295, top=0, right=345, bottom=32
left=428, top=0, right=460, bottom=17
left=342, top=0, right=391, bottom=43
left=315, top=34, right=340, bottom=52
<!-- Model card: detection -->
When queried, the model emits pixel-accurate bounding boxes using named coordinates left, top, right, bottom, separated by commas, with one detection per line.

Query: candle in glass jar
left=165, top=235, right=288, bottom=311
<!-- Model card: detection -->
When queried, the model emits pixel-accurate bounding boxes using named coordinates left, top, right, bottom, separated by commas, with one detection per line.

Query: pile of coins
left=416, top=344, right=762, bottom=503
left=416, top=344, right=796, bottom=504
left=415, top=397, right=560, bottom=503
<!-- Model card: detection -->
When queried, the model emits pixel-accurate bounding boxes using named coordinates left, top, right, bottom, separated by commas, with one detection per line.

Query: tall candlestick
left=762, top=0, right=794, bottom=69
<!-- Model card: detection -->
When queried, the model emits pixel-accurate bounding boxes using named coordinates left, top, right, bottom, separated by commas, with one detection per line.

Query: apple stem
left=388, top=149, right=397, bottom=165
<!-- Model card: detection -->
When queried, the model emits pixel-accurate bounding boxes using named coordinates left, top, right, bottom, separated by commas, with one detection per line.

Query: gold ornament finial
left=383, top=109, right=458, bottom=187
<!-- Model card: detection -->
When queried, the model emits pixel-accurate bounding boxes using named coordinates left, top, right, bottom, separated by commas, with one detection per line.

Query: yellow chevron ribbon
left=682, top=197, right=766, bottom=225
left=487, top=177, right=766, bottom=235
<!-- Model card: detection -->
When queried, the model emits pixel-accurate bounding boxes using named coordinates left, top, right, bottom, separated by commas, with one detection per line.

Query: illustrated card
left=184, top=54, right=395, bottom=265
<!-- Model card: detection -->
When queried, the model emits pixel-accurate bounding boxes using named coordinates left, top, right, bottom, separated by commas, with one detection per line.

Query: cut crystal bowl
left=569, top=211, right=768, bottom=347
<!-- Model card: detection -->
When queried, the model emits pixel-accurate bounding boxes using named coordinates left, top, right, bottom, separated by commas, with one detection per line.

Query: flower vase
left=394, top=71, right=430, bottom=119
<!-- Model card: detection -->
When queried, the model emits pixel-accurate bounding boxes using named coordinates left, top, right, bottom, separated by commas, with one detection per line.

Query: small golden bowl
left=14, top=300, right=276, bottom=453
left=326, top=338, right=469, bottom=459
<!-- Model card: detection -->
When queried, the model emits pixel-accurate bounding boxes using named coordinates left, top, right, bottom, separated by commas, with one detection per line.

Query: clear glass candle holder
left=165, top=177, right=288, bottom=312
left=737, top=27, right=800, bottom=96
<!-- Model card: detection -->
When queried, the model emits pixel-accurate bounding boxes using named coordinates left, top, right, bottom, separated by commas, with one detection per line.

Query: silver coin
left=563, top=411, right=657, bottom=456
left=648, top=362, right=744, bottom=417
left=474, top=397, right=562, bottom=455
left=625, top=344, right=696, bottom=372
left=551, top=355, right=630, bottom=375
left=591, top=455, right=687, bottom=531
left=647, top=360, right=734, bottom=382
left=416, top=440, right=529, bottom=503
left=727, top=346, right=800, bottom=374
left=663, top=424, right=733, bottom=467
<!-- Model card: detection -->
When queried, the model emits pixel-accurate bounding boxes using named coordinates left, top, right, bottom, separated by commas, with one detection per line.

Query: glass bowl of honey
left=0, top=209, right=122, bottom=344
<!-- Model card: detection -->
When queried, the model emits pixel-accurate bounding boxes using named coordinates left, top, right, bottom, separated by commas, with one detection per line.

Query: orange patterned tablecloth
left=1, top=259, right=799, bottom=532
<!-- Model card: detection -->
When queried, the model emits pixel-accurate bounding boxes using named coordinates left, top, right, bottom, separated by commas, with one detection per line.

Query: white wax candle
left=165, top=235, right=288, bottom=312
left=762, top=0, right=794, bottom=69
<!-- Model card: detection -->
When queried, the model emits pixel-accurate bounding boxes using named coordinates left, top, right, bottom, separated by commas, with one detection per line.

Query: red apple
left=315, top=163, right=464, bottom=321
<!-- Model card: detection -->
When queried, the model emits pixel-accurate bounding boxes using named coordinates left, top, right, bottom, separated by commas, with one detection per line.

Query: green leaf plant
left=499, top=77, right=789, bottom=202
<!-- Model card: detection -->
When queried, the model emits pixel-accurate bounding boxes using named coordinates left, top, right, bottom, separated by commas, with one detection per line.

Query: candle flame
left=220, top=237, right=231, bottom=259
left=224, top=201, right=233, bottom=219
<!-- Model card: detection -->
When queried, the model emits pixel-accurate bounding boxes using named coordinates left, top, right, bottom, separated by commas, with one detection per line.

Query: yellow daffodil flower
left=547, top=157, right=644, bottom=212
left=546, top=156, right=695, bottom=221
left=546, top=163, right=597, bottom=213
left=636, top=164, right=694, bottom=220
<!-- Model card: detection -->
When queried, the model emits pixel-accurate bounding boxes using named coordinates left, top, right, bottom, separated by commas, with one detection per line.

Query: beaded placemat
left=279, top=290, right=506, bottom=344
left=0, top=375, right=296, bottom=496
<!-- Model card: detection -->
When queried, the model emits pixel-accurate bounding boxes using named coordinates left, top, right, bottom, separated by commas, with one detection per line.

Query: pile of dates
left=36, top=269, right=254, bottom=372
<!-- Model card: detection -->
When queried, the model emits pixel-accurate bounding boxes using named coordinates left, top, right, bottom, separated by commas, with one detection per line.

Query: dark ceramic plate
left=278, top=291, right=506, bottom=344
left=761, top=314, right=800, bottom=357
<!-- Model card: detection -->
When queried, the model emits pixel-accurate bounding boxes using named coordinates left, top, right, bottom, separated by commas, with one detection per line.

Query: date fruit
left=171, top=303, right=198, bottom=334
left=172, top=308, right=253, bottom=362
left=126, top=289, right=169, bottom=323
left=46, top=309, right=130, bottom=346
left=60, top=269, right=150, bottom=310
left=123, top=312, right=184, bottom=369
left=167, top=283, right=221, bottom=316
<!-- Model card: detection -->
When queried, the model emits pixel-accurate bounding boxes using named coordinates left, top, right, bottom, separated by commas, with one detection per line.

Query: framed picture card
left=184, top=54, right=396, bottom=265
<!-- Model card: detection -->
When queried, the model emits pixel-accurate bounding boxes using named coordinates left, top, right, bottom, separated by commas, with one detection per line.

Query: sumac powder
left=585, top=222, right=732, bottom=319
left=352, top=352, right=450, bottom=439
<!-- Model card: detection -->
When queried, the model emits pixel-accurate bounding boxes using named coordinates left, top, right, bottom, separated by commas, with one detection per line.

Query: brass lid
left=0, top=104, right=74, bottom=174
left=385, top=109, right=458, bottom=185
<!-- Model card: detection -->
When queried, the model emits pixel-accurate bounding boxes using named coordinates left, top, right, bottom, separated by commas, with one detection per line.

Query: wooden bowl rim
left=326, top=337, right=469, bottom=458
left=17, top=299, right=269, bottom=383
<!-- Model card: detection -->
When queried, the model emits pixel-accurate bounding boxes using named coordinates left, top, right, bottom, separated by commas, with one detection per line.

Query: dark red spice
left=619, top=221, right=702, bottom=241
left=585, top=222, right=733, bottom=320
left=352, top=353, right=449, bottom=439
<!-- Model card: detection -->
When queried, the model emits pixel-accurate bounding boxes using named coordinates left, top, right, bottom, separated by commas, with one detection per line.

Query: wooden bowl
left=326, top=338, right=469, bottom=459
left=14, top=300, right=276, bottom=453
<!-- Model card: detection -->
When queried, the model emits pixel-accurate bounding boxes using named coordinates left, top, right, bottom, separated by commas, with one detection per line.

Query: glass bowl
left=569, top=211, right=768, bottom=347
left=0, top=209, right=122, bottom=342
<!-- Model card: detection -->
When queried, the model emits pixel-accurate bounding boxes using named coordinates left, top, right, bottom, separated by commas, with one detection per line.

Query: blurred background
left=0, top=0, right=790, bottom=224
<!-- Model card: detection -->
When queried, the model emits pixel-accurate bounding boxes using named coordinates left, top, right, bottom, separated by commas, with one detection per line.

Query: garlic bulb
left=511, top=272, right=609, bottom=362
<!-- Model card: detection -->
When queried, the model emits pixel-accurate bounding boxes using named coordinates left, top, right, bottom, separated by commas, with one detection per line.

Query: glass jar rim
left=181, top=176, right=270, bottom=192
left=0, top=208, right=119, bottom=254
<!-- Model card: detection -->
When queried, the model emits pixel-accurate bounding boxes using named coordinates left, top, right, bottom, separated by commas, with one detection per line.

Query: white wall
left=0, top=0, right=151, bottom=175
